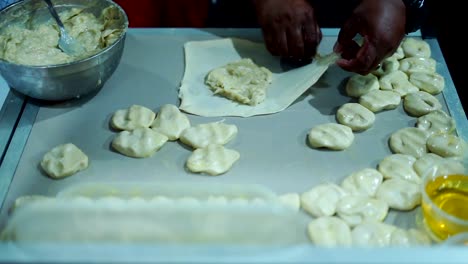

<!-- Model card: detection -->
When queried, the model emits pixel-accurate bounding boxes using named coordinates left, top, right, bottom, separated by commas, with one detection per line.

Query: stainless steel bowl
left=0, top=0, right=128, bottom=101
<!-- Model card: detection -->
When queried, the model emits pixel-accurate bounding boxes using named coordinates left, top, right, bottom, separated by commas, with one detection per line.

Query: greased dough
left=389, top=127, right=430, bottom=158
left=377, top=154, right=421, bottom=184
left=388, top=45, right=405, bottom=60
left=180, top=122, right=238, bottom=149
left=413, top=153, right=465, bottom=178
left=40, top=143, right=88, bottom=179
left=341, top=168, right=383, bottom=197
left=151, top=104, right=190, bottom=141
left=351, top=221, right=397, bottom=247
left=375, top=179, right=421, bottom=210
left=399, top=57, right=436, bottom=74
left=111, top=105, right=156, bottom=131
left=401, top=38, right=431, bottom=58
left=186, top=144, right=240, bottom=176
left=426, top=133, right=467, bottom=158
left=345, top=74, right=379, bottom=98
left=416, top=110, right=456, bottom=135
left=403, top=91, right=442, bottom=117
left=359, top=90, right=401, bottom=112
left=379, top=70, right=419, bottom=97
left=300, top=183, right=347, bottom=217
left=409, top=72, right=445, bottom=95
left=112, top=127, right=168, bottom=158
left=307, top=216, right=352, bottom=247
left=308, top=123, right=354, bottom=150
left=336, top=195, right=389, bottom=227
left=336, top=103, right=375, bottom=131
left=372, top=58, right=400, bottom=77
left=205, top=58, right=272, bottom=106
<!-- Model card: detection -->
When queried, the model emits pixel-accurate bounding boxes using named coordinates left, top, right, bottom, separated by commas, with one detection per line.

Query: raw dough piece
left=40, top=143, right=88, bottom=179
left=336, top=103, right=375, bottom=131
left=341, top=168, right=383, bottom=197
left=112, top=127, right=168, bottom=158
left=387, top=45, right=405, bottom=60
left=300, top=183, right=347, bottom=217
left=416, top=110, right=456, bottom=136
left=278, top=193, right=301, bottom=211
left=151, top=104, right=190, bottom=141
left=389, top=127, right=430, bottom=158
left=186, top=144, right=240, bottom=176
left=379, top=70, right=419, bottom=97
left=180, top=122, right=238, bottom=149
left=179, top=38, right=333, bottom=117
left=307, top=216, right=352, bottom=247
left=399, top=57, right=436, bottom=74
left=359, top=90, right=401, bottom=112
left=345, top=74, right=379, bottom=98
left=111, top=105, right=156, bottom=131
left=413, top=153, right=465, bottom=179
left=377, top=154, right=421, bottom=184
left=205, top=58, right=272, bottom=106
left=372, top=58, right=400, bottom=77
left=403, top=91, right=442, bottom=117
left=401, top=38, right=431, bottom=58
left=426, top=133, right=467, bottom=158
left=375, top=179, right=421, bottom=210
left=308, top=123, right=354, bottom=150
left=351, top=221, right=397, bottom=247
left=409, top=72, right=445, bottom=95
left=390, top=228, right=431, bottom=246
left=336, top=195, right=389, bottom=227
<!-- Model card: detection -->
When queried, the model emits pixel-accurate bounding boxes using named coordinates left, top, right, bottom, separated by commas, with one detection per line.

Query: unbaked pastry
left=112, top=127, right=168, bottom=158
left=389, top=127, right=430, bottom=158
left=372, top=58, right=400, bottom=77
left=307, top=123, right=354, bottom=150
left=359, top=90, right=401, bottom=112
left=351, top=221, right=397, bottom=247
left=179, top=122, right=238, bottom=149
left=341, top=168, right=383, bottom=197
left=401, top=38, right=431, bottom=58
left=345, top=74, right=379, bottom=98
left=413, top=153, right=465, bottom=178
left=403, top=91, right=442, bottom=117
left=307, top=216, right=352, bottom=247
left=379, top=70, right=419, bottom=97
left=186, top=144, right=240, bottom=176
left=336, top=103, right=375, bottom=131
left=300, top=183, right=347, bottom=217
left=416, top=110, right=456, bottom=136
left=375, top=179, right=421, bottom=211
left=151, top=104, right=190, bottom=141
left=426, top=133, right=467, bottom=158
left=409, top=72, right=445, bottom=95
left=399, top=57, right=436, bottom=74
left=377, top=154, right=421, bottom=184
left=111, top=105, right=156, bottom=131
left=336, top=195, right=389, bottom=227
left=40, top=143, right=88, bottom=179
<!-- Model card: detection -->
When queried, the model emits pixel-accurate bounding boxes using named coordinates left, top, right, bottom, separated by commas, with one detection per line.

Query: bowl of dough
left=0, top=0, right=128, bottom=101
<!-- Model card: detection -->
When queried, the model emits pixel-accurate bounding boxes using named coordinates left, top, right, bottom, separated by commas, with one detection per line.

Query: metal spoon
left=43, top=0, right=84, bottom=56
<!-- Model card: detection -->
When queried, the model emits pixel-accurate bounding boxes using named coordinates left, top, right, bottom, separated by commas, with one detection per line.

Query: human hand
left=253, top=0, right=322, bottom=60
left=334, top=0, right=406, bottom=75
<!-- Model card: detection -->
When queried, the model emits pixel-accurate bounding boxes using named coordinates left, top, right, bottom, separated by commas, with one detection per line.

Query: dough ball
left=300, top=183, right=347, bottom=217
left=110, top=105, right=156, bottom=131
left=112, top=127, right=168, bottom=158
left=180, top=122, right=238, bottom=149
left=359, top=90, right=401, bottom=112
left=389, top=127, right=430, bottom=158
left=379, top=70, right=419, bottom=97
left=308, top=123, right=354, bottom=150
left=205, top=58, right=272, bottom=105
left=399, top=57, right=436, bottom=74
left=186, top=144, right=240, bottom=176
left=341, top=168, right=383, bottom=197
left=416, top=110, right=456, bottom=136
left=403, top=91, right=442, bottom=117
left=336, top=195, right=389, bottom=227
left=409, top=72, right=445, bottom=95
left=307, top=216, right=352, bottom=247
left=401, top=38, right=431, bottom=58
left=375, top=179, right=421, bottom=211
left=151, top=104, right=190, bottom=141
left=336, top=103, right=375, bottom=132
left=426, top=133, right=467, bottom=158
left=377, top=154, right=421, bottom=184
left=40, top=143, right=88, bottom=179
left=345, top=74, right=379, bottom=98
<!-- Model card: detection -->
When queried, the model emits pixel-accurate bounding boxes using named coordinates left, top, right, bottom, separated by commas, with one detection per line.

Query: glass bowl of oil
left=421, top=158, right=468, bottom=242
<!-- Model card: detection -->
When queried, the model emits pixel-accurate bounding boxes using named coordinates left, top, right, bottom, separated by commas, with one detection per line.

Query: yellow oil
left=422, top=174, right=468, bottom=240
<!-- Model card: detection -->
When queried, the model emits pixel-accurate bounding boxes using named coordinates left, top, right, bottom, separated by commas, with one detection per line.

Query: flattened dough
left=40, top=143, right=88, bottom=179
left=112, top=127, right=168, bottom=158
left=359, top=90, right=401, bottom=112
left=151, top=104, right=190, bottom=141
left=179, top=38, right=335, bottom=117
left=186, top=144, right=240, bottom=176
left=111, top=105, right=156, bottom=131
left=416, top=110, right=456, bottom=135
left=403, top=91, right=442, bottom=117
left=389, top=127, right=430, bottom=158
left=336, top=103, right=375, bottom=131
left=308, top=123, right=354, bottom=150
left=180, top=122, right=238, bottom=149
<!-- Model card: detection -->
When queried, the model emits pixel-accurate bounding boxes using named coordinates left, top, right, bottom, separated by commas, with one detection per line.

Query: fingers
left=302, top=22, right=321, bottom=58
left=336, top=40, right=380, bottom=75
left=335, top=18, right=360, bottom=54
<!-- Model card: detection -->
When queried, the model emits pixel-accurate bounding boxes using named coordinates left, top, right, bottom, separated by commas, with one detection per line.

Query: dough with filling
left=179, top=122, right=238, bottom=149
left=401, top=38, right=431, bottom=58
left=399, top=57, right=436, bottom=74
left=308, top=123, right=354, bottom=150
left=403, top=91, right=442, bottom=117
left=345, top=74, right=379, bottom=98
left=389, top=127, right=429, bottom=158
left=151, top=104, right=190, bottom=141
left=112, top=127, right=168, bottom=158
left=409, top=72, right=445, bottom=95
left=336, top=195, right=389, bottom=227
left=416, top=110, right=455, bottom=135
left=379, top=70, right=419, bottom=97
left=426, top=133, right=467, bottom=158
left=359, top=90, right=401, bottom=112
left=186, top=144, right=240, bottom=176
left=377, top=154, right=421, bottom=183
left=300, top=183, right=347, bottom=217
left=40, top=143, right=88, bottom=179
left=111, top=105, right=156, bottom=131
left=307, top=216, right=352, bottom=247
left=351, top=221, right=397, bottom=247
left=375, top=179, right=421, bottom=210
left=341, top=168, right=383, bottom=197
left=336, top=103, right=375, bottom=131
left=413, top=153, right=465, bottom=177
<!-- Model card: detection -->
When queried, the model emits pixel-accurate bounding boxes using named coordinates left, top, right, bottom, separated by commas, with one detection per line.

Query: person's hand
left=334, top=0, right=406, bottom=75
left=252, top=0, right=322, bottom=60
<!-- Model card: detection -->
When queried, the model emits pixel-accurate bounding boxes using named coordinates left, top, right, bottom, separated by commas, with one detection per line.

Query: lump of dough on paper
left=300, top=183, right=347, bottom=217
left=308, top=123, right=354, bottom=150
left=186, top=144, right=240, bottom=176
left=336, top=103, right=375, bottom=131
left=377, top=154, right=421, bottom=184
left=205, top=58, right=272, bottom=106
left=307, top=216, right=352, bottom=247
left=359, top=90, right=401, bottom=113
left=151, top=104, right=190, bottom=141
left=389, top=127, right=430, bottom=158
left=111, top=105, right=156, bottom=131
left=375, top=179, right=421, bottom=211
left=40, top=143, right=88, bottom=179
left=180, top=122, right=238, bottom=149
left=112, top=127, right=168, bottom=158
left=341, top=168, right=383, bottom=197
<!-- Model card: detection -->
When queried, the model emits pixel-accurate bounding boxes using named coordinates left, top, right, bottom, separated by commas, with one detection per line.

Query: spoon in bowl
left=43, top=0, right=84, bottom=56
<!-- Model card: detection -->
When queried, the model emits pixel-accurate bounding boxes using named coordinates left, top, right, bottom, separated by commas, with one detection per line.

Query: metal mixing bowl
left=0, top=0, right=128, bottom=101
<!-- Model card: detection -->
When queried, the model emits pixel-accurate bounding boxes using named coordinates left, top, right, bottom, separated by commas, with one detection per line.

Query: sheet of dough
left=179, top=38, right=334, bottom=117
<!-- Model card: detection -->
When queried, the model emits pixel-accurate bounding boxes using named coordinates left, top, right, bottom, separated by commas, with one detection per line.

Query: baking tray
left=0, top=28, right=467, bottom=263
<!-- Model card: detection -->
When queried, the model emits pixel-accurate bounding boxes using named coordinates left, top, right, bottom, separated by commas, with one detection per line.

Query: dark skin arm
left=334, top=0, right=407, bottom=75
left=252, top=0, right=322, bottom=60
